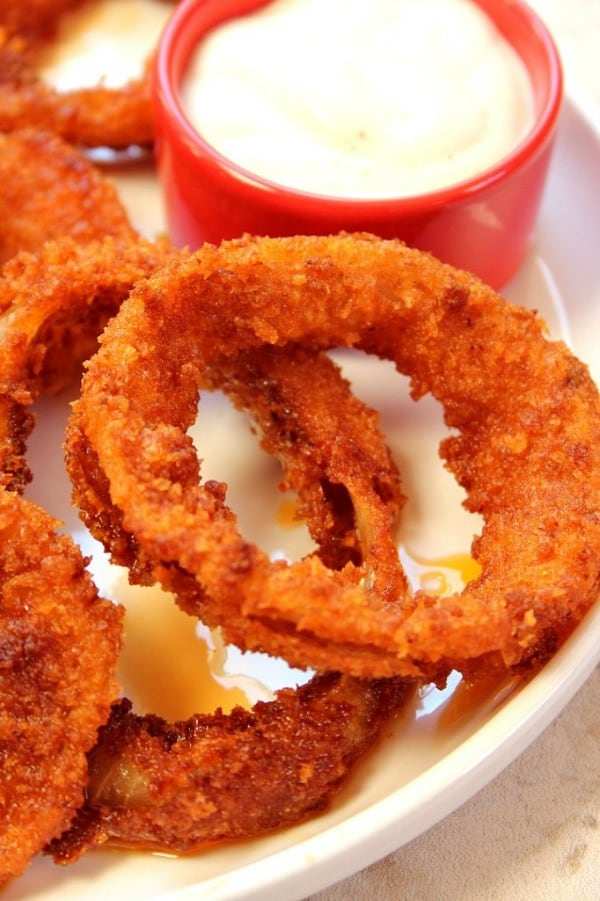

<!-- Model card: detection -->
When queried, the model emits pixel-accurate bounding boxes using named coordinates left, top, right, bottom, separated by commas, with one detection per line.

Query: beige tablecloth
left=308, top=3, right=600, bottom=899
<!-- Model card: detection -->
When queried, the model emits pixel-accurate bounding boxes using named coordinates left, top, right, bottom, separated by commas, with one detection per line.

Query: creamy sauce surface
left=181, top=0, right=535, bottom=198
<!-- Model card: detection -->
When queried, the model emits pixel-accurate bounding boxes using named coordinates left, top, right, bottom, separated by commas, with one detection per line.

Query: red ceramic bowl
left=151, top=0, right=562, bottom=288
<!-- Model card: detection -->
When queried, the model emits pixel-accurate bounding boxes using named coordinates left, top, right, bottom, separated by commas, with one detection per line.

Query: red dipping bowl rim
left=152, top=0, right=563, bottom=221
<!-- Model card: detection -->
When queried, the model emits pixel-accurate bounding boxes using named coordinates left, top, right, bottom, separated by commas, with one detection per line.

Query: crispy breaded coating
left=0, top=130, right=136, bottom=265
left=0, top=1, right=170, bottom=148
left=51, top=674, right=408, bottom=862
left=0, top=489, right=122, bottom=884
left=0, top=235, right=177, bottom=492
left=66, top=233, right=600, bottom=679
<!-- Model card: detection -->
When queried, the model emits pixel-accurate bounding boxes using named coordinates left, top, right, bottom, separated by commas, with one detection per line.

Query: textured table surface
left=307, top=3, right=600, bottom=899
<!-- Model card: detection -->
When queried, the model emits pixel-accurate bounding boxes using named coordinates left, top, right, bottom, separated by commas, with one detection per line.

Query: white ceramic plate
left=5, top=96, right=600, bottom=901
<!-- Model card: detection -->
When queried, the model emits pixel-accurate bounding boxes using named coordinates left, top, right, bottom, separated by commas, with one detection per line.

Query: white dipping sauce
left=181, top=0, right=535, bottom=198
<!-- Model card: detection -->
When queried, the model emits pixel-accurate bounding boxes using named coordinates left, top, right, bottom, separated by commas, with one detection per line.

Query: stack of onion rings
left=0, top=139, right=139, bottom=886
left=0, top=225, right=166, bottom=880
left=55, top=336, right=409, bottom=860
left=66, top=232, right=600, bottom=681
left=1, top=27, right=598, bottom=867
left=0, top=222, right=409, bottom=873
left=0, top=19, right=413, bottom=877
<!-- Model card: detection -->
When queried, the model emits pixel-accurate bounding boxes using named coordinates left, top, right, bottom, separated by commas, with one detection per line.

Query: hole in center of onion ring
left=189, top=388, right=318, bottom=565
left=97, top=568, right=311, bottom=720
left=330, top=349, right=484, bottom=563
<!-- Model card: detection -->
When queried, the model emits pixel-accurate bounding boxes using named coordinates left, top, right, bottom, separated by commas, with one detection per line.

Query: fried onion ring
left=0, top=129, right=136, bottom=266
left=51, top=674, right=408, bottom=861
left=66, top=233, right=600, bottom=679
left=202, top=345, right=405, bottom=592
left=0, top=489, right=122, bottom=885
left=0, top=5, right=160, bottom=149
left=0, top=235, right=175, bottom=492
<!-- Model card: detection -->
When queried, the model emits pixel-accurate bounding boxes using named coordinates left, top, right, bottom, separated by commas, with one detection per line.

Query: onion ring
left=66, top=232, right=600, bottom=679
left=202, top=345, right=404, bottom=591
left=0, top=129, right=136, bottom=266
left=58, top=336, right=410, bottom=860
left=0, top=235, right=175, bottom=493
left=51, top=674, right=408, bottom=861
left=0, top=2, right=169, bottom=149
left=0, top=489, right=122, bottom=885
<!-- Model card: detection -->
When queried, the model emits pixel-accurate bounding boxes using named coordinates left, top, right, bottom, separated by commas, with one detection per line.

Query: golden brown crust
left=59, top=337, right=414, bottom=858
left=0, top=489, right=122, bottom=884
left=203, top=344, right=405, bottom=586
left=66, top=233, right=600, bottom=678
left=0, top=129, right=136, bottom=265
left=50, top=675, right=409, bottom=861
left=0, top=235, right=177, bottom=492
